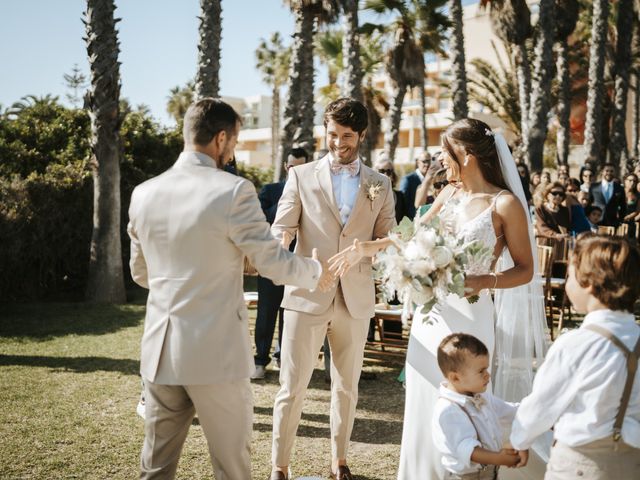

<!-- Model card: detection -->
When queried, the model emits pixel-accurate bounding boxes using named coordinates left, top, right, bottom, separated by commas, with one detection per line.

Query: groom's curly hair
left=323, top=98, right=368, bottom=134
left=437, top=333, right=489, bottom=376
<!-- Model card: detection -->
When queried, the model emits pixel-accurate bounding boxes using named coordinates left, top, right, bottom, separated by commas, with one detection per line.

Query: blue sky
left=0, top=0, right=478, bottom=126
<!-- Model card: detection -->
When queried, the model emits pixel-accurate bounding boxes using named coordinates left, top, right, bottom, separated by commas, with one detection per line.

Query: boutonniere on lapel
left=365, top=180, right=383, bottom=210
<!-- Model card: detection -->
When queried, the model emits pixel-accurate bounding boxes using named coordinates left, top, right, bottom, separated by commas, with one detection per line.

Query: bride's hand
left=328, top=239, right=366, bottom=277
left=464, top=275, right=491, bottom=297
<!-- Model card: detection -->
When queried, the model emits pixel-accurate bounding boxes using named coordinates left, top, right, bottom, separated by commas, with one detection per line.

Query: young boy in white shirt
left=432, top=333, right=528, bottom=479
left=511, top=234, right=640, bottom=479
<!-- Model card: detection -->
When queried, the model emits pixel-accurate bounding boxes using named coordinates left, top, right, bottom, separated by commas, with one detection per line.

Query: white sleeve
left=510, top=336, right=580, bottom=450
left=433, top=402, right=481, bottom=469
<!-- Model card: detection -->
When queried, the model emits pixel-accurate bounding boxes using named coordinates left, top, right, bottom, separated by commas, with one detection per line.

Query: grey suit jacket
left=272, top=155, right=397, bottom=319
left=128, top=151, right=319, bottom=385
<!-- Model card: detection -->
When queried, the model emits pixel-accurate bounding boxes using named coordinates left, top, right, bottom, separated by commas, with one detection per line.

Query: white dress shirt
left=511, top=309, right=640, bottom=450
left=433, top=383, right=518, bottom=475
left=328, top=155, right=361, bottom=225
left=601, top=180, right=613, bottom=203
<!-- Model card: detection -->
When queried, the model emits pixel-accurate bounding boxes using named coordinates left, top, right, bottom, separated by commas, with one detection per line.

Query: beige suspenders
left=584, top=324, right=640, bottom=442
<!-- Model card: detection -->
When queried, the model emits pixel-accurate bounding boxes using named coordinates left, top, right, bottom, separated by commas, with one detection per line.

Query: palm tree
left=166, top=81, right=195, bottom=124
left=448, top=0, right=469, bottom=120
left=525, top=0, right=557, bottom=172
left=340, top=0, right=363, bottom=102
left=83, top=0, right=125, bottom=303
left=583, top=0, right=611, bottom=166
left=280, top=1, right=339, bottom=179
left=255, top=32, right=291, bottom=181
left=479, top=0, right=532, bottom=153
left=195, top=0, right=222, bottom=99
left=633, top=23, right=640, bottom=161
left=554, top=0, right=580, bottom=166
left=609, top=0, right=635, bottom=170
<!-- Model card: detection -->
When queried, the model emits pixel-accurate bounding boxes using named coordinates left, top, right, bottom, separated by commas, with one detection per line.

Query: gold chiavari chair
left=616, top=223, right=629, bottom=237
left=597, top=225, right=616, bottom=236
left=537, top=244, right=555, bottom=337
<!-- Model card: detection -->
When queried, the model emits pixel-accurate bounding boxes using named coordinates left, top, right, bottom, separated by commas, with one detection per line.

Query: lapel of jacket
left=344, top=162, right=374, bottom=232
left=314, top=155, right=343, bottom=226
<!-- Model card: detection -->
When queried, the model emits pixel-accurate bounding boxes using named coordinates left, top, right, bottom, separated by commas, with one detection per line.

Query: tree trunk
left=384, top=81, right=407, bottom=162
left=420, top=78, right=429, bottom=154
left=84, top=0, right=125, bottom=303
left=363, top=81, right=380, bottom=167
left=634, top=73, right=640, bottom=161
left=609, top=0, right=634, bottom=171
left=341, top=0, right=363, bottom=103
left=279, top=7, right=314, bottom=180
left=195, top=0, right=222, bottom=99
left=296, top=13, right=317, bottom=158
left=556, top=38, right=571, bottom=166
left=271, top=85, right=281, bottom=182
left=526, top=0, right=556, bottom=172
left=515, top=42, right=531, bottom=148
left=449, top=0, right=469, bottom=120
left=583, top=0, right=611, bottom=165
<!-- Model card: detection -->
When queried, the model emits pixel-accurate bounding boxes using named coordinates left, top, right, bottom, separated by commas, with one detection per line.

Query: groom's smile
left=326, top=119, right=365, bottom=164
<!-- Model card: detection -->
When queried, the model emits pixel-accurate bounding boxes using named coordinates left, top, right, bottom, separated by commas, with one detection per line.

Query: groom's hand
left=328, top=239, right=365, bottom=277
left=312, top=248, right=336, bottom=292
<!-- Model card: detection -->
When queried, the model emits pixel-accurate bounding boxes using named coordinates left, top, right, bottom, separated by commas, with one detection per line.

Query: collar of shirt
left=416, top=168, right=425, bottom=182
left=581, top=309, right=635, bottom=328
left=438, top=383, right=486, bottom=410
left=328, top=154, right=360, bottom=177
left=601, top=179, right=611, bottom=189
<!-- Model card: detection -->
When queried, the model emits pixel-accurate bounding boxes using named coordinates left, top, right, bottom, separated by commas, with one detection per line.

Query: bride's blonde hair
left=441, top=118, right=509, bottom=191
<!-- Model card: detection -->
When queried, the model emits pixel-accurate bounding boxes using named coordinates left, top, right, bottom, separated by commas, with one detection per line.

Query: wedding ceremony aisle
left=0, top=297, right=405, bottom=479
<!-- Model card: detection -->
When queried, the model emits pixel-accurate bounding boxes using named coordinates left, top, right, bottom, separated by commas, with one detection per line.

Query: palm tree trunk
left=280, top=7, right=314, bottom=180
left=449, top=0, right=468, bottom=120
left=583, top=0, right=611, bottom=165
left=420, top=78, right=429, bottom=153
left=556, top=38, right=571, bottom=166
left=385, top=81, right=407, bottom=162
left=84, top=0, right=125, bottom=303
left=526, top=0, right=556, bottom=172
left=363, top=81, right=380, bottom=166
left=634, top=73, right=640, bottom=161
left=515, top=42, right=531, bottom=147
left=341, top=0, right=363, bottom=102
left=195, top=0, right=222, bottom=99
left=271, top=85, right=281, bottom=181
left=609, top=0, right=634, bottom=171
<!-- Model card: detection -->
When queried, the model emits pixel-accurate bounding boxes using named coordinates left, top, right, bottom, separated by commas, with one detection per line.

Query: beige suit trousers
left=271, top=287, right=370, bottom=466
left=140, top=378, right=252, bottom=480
left=545, top=438, right=640, bottom=480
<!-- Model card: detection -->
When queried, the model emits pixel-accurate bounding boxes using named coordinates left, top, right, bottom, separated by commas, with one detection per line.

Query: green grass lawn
left=0, top=296, right=405, bottom=480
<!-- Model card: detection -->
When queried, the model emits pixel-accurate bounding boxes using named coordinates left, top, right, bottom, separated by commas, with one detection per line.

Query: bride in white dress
left=330, top=119, right=549, bottom=479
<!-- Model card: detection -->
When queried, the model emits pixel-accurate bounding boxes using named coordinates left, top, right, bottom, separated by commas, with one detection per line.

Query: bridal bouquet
left=373, top=217, right=494, bottom=321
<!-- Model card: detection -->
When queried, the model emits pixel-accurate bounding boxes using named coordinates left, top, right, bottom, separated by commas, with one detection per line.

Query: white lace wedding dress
left=397, top=191, right=548, bottom=480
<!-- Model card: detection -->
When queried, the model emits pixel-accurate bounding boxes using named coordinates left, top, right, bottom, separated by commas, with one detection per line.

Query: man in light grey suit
left=128, top=98, right=329, bottom=479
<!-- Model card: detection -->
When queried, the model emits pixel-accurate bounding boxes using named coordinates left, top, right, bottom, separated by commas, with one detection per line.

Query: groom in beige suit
left=269, top=98, right=396, bottom=480
left=128, top=98, right=329, bottom=479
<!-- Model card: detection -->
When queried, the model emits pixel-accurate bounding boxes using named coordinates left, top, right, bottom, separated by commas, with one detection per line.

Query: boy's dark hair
left=323, top=98, right=368, bottom=134
left=437, top=333, right=489, bottom=376
left=183, top=98, right=241, bottom=146
left=585, top=205, right=603, bottom=216
left=571, top=234, right=640, bottom=312
left=289, top=147, right=309, bottom=161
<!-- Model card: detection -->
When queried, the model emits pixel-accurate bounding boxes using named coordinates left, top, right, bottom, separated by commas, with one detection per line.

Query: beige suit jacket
left=272, top=155, right=396, bottom=319
left=128, top=152, right=320, bottom=385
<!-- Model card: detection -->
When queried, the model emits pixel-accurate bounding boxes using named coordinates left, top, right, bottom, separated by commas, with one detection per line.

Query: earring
left=463, top=155, right=470, bottom=167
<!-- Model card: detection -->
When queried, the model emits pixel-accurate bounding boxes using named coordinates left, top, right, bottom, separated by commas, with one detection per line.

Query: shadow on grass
left=0, top=302, right=145, bottom=340
left=0, top=354, right=139, bottom=375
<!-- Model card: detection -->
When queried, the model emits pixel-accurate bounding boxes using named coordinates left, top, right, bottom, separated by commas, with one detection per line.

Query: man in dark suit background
left=399, top=151, right=430, bottom=219
left=589, top=163, right=625, bottom=227
left=251, top=147, right=309, bottom=379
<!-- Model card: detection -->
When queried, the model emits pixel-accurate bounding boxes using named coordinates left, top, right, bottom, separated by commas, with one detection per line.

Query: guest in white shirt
left=432, top=333, right=526, bottom=479
left=511, top=234, right=640, bottom=480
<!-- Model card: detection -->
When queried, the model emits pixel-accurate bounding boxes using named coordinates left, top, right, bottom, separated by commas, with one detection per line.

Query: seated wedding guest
left=579, top=164, right=595, bottom=192
left=532, top=172, right=552, bottom=208
left=623, top=173, right=640, bottom=222
left=566, top=178, right=591, bottom=235
left=557, top=164, right=569, bottom=177
left=400, top=151, right=431, bottom=219
left=374, top=157, right=407, bottom=224
left=517, top=162, right=533, bottom=205
left=590, top=163, right=625, bottom=227
left=433, top=333, right=525, bottom=479
left=535, top=182, right=571, bottom=240
left=586, top=205, right=603, bottom=232
left=252, top=148, right=309, bottom=380
left=530, top=171, right=542, bottom=192
left=416, top=168, right=448, bottom=218
left=577, top=190, right=591, bottom=210
left=511, top=235, right=640, bottom=480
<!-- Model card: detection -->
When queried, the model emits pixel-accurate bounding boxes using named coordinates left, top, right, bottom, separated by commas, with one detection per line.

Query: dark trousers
left=254, top=275, right=285, bottom=366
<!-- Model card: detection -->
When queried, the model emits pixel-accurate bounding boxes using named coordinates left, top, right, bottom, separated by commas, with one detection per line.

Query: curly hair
left=437, top=333, right=489, bottom=376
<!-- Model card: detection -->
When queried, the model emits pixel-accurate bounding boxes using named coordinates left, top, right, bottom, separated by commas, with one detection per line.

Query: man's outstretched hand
left=328, top=239, right=366, bottom=277
left=312, top=248, right=336, bottom=292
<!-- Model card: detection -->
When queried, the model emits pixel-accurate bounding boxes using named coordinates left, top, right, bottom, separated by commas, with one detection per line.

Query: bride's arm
left=465, top=194, right=534, bottom=295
